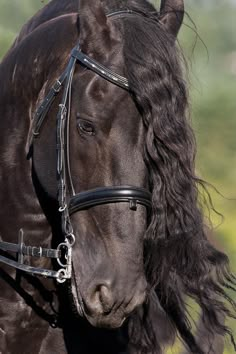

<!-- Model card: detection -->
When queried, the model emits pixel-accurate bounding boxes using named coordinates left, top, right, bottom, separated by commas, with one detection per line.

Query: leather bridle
left=0, top=10, right=152, bottom=283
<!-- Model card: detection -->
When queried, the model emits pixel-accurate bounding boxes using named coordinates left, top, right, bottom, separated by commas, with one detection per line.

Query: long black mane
left=114, top=0, right=236, bottom=352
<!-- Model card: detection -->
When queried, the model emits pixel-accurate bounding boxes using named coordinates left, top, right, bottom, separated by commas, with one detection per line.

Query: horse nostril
left=85, top=278, right=147, bottom=318
left=87, top=283, right=114, bottom=316
left=98, top=284, right=114, bottom=313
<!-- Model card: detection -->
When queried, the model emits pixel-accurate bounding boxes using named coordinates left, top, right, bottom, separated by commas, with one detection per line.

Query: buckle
left=53, top=79, right=62, bottom=93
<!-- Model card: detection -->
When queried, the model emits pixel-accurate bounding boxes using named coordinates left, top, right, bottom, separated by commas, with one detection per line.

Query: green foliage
left=0, top=0, right=235, bottom=352
left=177, top=1, right=236, bottom=352
left=0, top=0, right=43, bottom=58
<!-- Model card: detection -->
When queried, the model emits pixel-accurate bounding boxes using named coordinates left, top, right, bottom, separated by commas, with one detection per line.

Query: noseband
left=0, top=10, right=152, bottom=283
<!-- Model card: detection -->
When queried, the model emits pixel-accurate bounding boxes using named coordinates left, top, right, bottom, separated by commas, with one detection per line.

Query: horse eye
left=77, top=119, right=95, bottom=136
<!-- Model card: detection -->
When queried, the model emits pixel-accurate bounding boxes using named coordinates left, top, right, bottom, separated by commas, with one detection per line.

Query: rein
left=0, top=10, right=152, bottom=283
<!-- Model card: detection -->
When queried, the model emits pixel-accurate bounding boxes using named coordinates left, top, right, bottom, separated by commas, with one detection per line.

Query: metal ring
left=57, top=242, right=69, bottom=267
left=59, top=204, right=67, bottom=212
left=66, top=233, right=75, bottom=247
left=56, top=269, right=67, bottom=283
left=33, top=131, right=40, bottom=137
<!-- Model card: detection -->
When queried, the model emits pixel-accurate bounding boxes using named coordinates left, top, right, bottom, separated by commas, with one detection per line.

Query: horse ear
left=78, top=0, right=113, bottom=54
left=159, top=0, right=184, bottom=38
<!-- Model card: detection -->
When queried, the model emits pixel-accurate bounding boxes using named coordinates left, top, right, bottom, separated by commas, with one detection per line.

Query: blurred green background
left=0, top=0, right=235, bottom=352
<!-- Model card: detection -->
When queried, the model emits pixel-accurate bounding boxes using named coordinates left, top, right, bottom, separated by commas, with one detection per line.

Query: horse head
left=30, top=0, right=184, bottom=329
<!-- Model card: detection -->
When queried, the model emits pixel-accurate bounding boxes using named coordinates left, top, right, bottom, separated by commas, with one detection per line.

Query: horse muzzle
left=71, top=272, right=147, bottom=329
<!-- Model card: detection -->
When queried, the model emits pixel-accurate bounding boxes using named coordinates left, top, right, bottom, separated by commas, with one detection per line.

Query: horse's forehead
left=72, top=73, right=130, bottom=116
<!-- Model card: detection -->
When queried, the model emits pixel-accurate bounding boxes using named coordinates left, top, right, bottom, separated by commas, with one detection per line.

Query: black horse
left=0, top=0, right=235, bottom=353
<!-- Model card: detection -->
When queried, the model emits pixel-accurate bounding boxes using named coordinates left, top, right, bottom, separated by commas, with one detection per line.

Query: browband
left=71, top=47, right=129, bottom=90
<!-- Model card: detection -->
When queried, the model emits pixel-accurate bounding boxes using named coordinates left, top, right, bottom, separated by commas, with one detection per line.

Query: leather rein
left=0, top=10, right=152, bottom=283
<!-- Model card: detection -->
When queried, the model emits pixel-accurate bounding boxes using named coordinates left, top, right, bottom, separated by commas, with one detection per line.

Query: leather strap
left=107, top=9, right=146, bottom=19
left=0, top=255, right=62, bottom=279
left=0, top=241, right=60, bottom=259
left=71, top=47, right=129, bottom=90
left=32, top=73, right=68, bottom=138
left=69, top=186, right=152, bottom=215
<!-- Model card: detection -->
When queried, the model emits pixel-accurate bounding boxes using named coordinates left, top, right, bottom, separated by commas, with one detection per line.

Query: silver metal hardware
left=59, top=205, right=67, bottom=212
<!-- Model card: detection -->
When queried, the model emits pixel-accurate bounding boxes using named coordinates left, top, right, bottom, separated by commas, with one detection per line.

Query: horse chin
left=85, top=313, right=127, bottom=329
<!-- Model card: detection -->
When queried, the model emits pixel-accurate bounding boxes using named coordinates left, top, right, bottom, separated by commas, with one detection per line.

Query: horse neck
left=0, top=35, right=73, bottom=245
